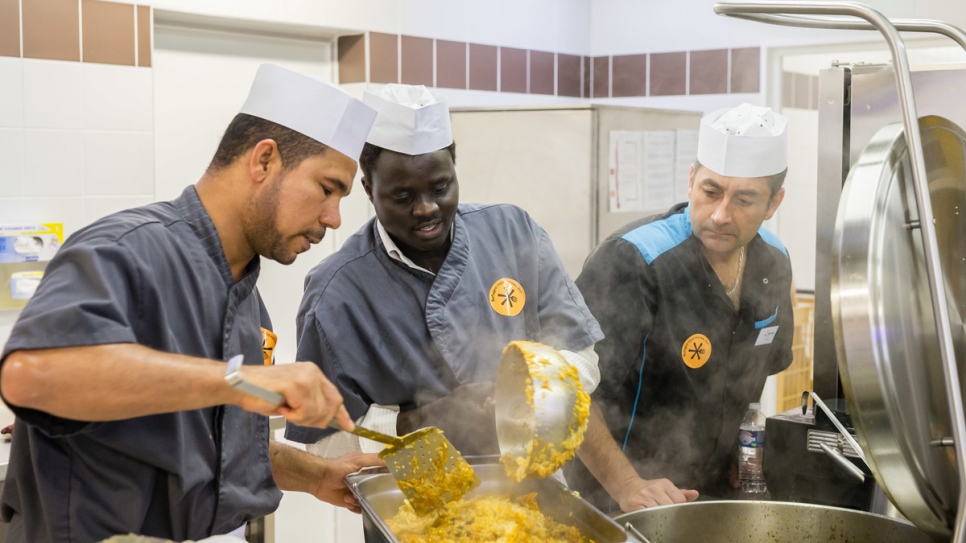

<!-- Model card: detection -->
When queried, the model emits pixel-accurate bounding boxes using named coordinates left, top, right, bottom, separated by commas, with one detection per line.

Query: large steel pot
left=617, top=501, right=937, bottom=543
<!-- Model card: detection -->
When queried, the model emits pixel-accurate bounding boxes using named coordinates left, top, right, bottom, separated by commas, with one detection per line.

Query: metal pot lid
left=832, top=115, right=966, bottom=537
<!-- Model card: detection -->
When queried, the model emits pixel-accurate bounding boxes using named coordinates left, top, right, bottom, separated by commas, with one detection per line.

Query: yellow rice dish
left=381, top=428, right=479, bottom=514
left=387, top=492, right=595, bottom=543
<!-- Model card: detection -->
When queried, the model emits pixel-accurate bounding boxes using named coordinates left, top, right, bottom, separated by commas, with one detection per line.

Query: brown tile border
left=338, top=34, right=365, bottom=84
left=731, top=47, right=760, bottom=93
left=23, top=0, right=80, bottom=62
left=611, top=54, right=646, bottom=97
left=649, top=51, right=686, bottom=96
left=82, top=0, right=135, bottom=66
left=689, top=49, right=727, bottom=95
left=500, top=46, right=526, bottom=94
left=558, top=53, right=581, bottom=98
left=781, top=71, right=794, bottom=109
left=469, top=43, right=497, bottom=92
left=0, top=0, right=20, bottom=58
left=369, top=32, right=398, bottom=84
left=793, top=73, right=810, bottom=109
left=436, top=39, right=466, bottom=89
left=136, top=5, right=150, bottom=67
left=529, top=50, right=554, bottom=95
left=582, top=56, right=590, bottom=99
left=401, top=35, right=433, bottom=86
left=810, top=75, right=819, bottom=110
left=592, top=56, right=609, bottom=98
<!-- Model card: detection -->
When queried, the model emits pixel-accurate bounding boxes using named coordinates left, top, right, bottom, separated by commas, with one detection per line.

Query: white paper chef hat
left=239, top=64, right=377, bottom=160
left=363, top=84, right=453, bottom=155
left=696, top=103, right=788, bottom=178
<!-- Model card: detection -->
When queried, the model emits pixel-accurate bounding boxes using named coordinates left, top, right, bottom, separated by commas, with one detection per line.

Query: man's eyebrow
left=701, top=179, right=723, bottom=191
left=325, top=177, right=350, bottom=196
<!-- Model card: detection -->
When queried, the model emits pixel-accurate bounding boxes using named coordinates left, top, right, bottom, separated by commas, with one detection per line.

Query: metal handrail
left=713, top=3, right=966, bottom=541
left=725, top=13, right=966, bottom=50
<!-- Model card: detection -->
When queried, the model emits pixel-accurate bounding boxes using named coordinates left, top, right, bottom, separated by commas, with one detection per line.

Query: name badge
left=755, top=326, right=779, bottom=346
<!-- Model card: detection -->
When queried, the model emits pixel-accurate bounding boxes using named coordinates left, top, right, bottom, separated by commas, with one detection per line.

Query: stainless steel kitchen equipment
left=449, top=105, right=702, bottom=277
left=710, top=2, right=966, bottom=541
left=346, top=461, right=641, bottom=543
left=617, top=500, right=936, bottom=543
left=496, top=341, right=588, bottom=481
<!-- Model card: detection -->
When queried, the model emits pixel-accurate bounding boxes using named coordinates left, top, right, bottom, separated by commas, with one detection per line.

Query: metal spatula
left=224, top=355, right=478, bottom=515
left=329, top=420, right=479, bottom=514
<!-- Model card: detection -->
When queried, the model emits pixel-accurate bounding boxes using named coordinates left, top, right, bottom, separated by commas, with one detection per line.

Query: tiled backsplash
left=8, top=0, right=151, bottom=67
left=0, top=1, right=154, bottom=239
left=339, top=32, right=762, bottom=99
left=782, top=72, right=821, bottom=111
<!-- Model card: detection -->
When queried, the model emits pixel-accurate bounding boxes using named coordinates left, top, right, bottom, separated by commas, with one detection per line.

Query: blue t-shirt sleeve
left=1, top=238, right=142, bottom=436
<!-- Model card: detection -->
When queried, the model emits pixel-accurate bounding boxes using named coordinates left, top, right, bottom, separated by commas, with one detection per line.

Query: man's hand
left=396, top=382, right=498, bottom=455
left=269, top=442, right=383, bottom=512
left=311, top=452, right=384, bottom=513
left=615, top=476, right=699, bottom=511
left=233, top=362, right=354, bottom=430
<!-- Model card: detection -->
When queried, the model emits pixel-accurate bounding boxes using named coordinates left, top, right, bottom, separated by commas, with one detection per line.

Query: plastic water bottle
left=738, top=402, right=767, bottom=494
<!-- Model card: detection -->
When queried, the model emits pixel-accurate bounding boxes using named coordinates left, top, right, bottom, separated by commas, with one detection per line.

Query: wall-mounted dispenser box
left=0, top=224, right=64, bottom=310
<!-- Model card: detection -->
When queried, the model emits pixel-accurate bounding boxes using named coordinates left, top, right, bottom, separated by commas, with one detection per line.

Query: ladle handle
left=624, top=522, right=653, bottom=543
left=328, top=419, right=401, bottom=446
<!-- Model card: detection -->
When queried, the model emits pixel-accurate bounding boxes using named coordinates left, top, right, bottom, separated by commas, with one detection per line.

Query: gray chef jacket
left=286, top=203, right=603, bottom=444
left=0, top=187, right=281, bottom=542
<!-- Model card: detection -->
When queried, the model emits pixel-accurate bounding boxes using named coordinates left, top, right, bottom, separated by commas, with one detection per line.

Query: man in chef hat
left=0, top=64, right=381, bottom=541
left=568, top=103, right=795, bottom=508
left=285, top=83, right=699, bottom=511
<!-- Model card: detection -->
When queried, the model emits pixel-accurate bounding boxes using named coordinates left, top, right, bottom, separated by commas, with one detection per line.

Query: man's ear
left=248, top=139, right=281, bottom=184
left=765, top=187, right=785, bottom=220
left=361, top=176, right=374, bottom=203
left=687, top=163, right=696, bottom=198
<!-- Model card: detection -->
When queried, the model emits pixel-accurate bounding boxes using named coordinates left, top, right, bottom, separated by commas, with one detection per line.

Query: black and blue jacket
left=568, top=201, right=794, bottom=508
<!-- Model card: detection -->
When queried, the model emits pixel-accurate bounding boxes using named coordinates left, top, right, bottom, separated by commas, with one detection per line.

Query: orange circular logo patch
left=489, top=278, right=526, bottom=316
left=681, top=333, right=712, bottom=369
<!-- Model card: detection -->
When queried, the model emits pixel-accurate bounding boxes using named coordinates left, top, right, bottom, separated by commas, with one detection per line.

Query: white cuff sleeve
left=358, top=404, right=399, bottom=454
left=560, top=345, right=601, bottom=394
left=305, top=404, right=400, bottom=458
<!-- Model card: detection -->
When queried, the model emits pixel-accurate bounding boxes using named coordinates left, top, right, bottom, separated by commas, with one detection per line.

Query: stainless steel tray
left=618, top=500, right=934, bottom=543
left=345, top=462, right=635, bottom=543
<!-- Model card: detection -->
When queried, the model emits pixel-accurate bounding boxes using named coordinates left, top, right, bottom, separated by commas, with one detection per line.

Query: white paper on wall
left=609, top=131, right=644, bottom=213
left=642, top=130, right=676, bottom=211
left=674, top=129, right=699, bottom=204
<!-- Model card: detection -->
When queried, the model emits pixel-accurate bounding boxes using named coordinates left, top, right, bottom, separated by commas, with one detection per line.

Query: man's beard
left=246, top=176, right=296, bottom=265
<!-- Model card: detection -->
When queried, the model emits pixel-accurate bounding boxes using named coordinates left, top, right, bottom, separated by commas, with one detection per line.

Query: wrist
left=208, top=359, right=246, bottom=407
left=611, top=473, right=642, bottom=501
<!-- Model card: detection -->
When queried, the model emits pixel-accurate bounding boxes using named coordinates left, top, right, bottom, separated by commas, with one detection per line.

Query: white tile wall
left=23, top=130, right=84, bottom=197
left=462, top=2, right=504, bottom=47
left=5, top=59, right=154, bottom=245
left=82, top=132, right=154, bottom=196
left=0, top=58, right=24, bottom=128
left=360, top=0, right=402, bottom=35
left=82, top=64, right=154, bottom=132
left=22, top=60, right=83, bottom=130
left=0, top=198, right=25, bottom=224
left=22, top=197, right=85, bottom=238
left=0, top=129, right=25, bottom=198
left=400, top=0, right=460, bottom=41
left=556, top=1, right=591, bottom=56
left=498, top=0, right=548, bottom=51
left=83, top=196, right=154, bottom=224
